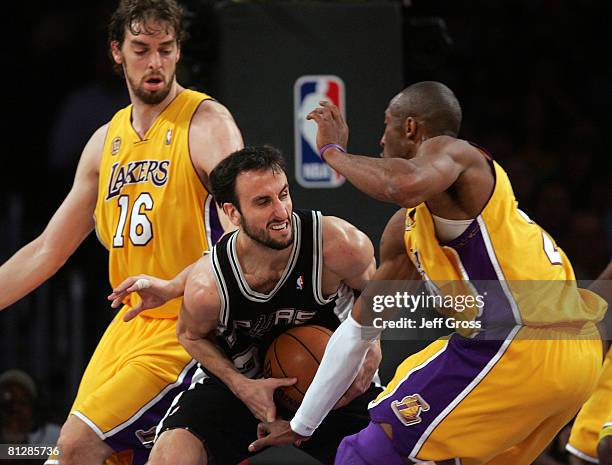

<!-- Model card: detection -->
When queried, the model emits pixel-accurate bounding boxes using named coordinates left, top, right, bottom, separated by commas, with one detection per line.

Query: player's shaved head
left=390, top=81, right=462, bottom=137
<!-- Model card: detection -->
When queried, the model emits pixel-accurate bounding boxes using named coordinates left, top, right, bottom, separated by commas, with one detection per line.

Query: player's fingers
left=319, top=100, right=340, bottom=117
left=123, top=303, right=143, bottom=322
left=132, top=278, right=152, bottom=291
left=324, top=102, right=342, bottom=122
left=306, top=109, right=323, bottom=122
left=107, top=288, right=128, bottom=301
left=316, top=107, right=332, bottom=120
left=248, top=437, right=269, bottom=452
left=257, top=422, right=269, bottom=439
left=110, top=295, right=126, bottom=308
left=111, top=276, right=140, bottom=294
left=124, top=284, right=143, bottom=294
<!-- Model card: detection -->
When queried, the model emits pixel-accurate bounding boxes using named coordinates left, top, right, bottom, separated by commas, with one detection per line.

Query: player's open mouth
left=144, top=77, right=164, bottom=90
left=269, top=221, right=289, bottom=231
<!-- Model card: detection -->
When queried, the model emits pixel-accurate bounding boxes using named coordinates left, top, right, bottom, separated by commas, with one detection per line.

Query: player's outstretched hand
left=306, top=100, right=349, bottom=156
left=234, top=377, right=297, bottom=423
left=107, top=274, right=179, bottom=321
left=248, top=419, right=307, bottom=452
left=334, top=342, right=382, bottom=409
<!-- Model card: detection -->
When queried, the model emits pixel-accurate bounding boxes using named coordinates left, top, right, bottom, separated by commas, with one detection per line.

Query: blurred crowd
left=404, top=0, right=611, bottom=281
left=0, top=370, right=60, bottom=464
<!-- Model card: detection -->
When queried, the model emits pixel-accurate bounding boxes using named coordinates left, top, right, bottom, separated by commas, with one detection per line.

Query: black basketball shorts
left=157, top=377, right=382, bottom=465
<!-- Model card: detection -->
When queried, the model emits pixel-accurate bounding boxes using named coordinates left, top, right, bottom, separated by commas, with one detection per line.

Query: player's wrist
left=290, top=415, right=316, bottom=438
left=226, top=370, right=251, bottom=397
left=318, top=143, right=346, bottom=161
left=167, top=278, right=185, bottom=299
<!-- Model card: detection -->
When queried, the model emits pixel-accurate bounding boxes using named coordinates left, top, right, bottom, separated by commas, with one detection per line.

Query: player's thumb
left=123, top=303, right=143, bottom=322
left=248, top=437, right=266, bottom=453
left=274, top=377, right=297, bottom=387
left=265, top=405, right=276, bottom=423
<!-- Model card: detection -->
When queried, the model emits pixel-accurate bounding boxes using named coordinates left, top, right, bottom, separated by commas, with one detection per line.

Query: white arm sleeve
left=290, top=313, right=380, bottom=437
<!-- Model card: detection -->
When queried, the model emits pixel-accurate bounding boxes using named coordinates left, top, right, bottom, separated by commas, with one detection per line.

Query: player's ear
left=223, top=203, right=241, bottom=227
left=403, top=117, right=418, bottom=140
left=176, top=41, right=181, bottom=62
left=110, top=41, right=123, bottom=65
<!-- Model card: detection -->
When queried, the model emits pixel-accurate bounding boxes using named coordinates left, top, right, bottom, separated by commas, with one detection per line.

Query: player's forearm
left=179, top=335, right=247, bottom=394
left=0, top=239, right=67, bottom=310
left=167, top=263, right=196, bottom=299
left=365, top=340, right=382, bottom=372
left=290, top=314, right=379, bottom=437
left=323, top=149, right=420, bottom=206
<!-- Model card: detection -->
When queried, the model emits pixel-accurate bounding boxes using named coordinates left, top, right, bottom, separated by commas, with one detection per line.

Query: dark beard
left=241, top=218, right=294, bottom=251
left=127, top=71, right=175, bottom=105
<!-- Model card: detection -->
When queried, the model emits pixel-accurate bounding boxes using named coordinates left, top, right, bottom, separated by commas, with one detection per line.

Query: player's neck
left=129, top=82, right=183, bottom=138
left=235, top=232, right=294, bottom=276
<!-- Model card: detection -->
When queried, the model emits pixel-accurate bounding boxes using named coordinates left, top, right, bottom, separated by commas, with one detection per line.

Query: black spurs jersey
left=193, top=210, right=353, bottom=382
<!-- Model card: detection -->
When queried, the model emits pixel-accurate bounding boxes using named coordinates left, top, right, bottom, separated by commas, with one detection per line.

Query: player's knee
left=57, top=421, right=110, bottom=464
left=148, top=446, right=205, bottom=465
left=148, top=429, right=206, bottom=465
left=598, top=436, right=612, bottom=465
left=56, top=433, right=89, bottom=464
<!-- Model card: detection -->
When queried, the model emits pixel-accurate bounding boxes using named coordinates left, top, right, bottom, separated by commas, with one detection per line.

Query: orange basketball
left=264, top=325, right=333, bottom=411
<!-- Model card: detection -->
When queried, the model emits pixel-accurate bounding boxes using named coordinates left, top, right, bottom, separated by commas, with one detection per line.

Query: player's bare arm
left=190, top=99, right=244, bottom=231
left=307, top=101, right=493, bottom=209
left=0, top=124, right=107, bottom=310
left=189, top=100, right=244, bottom=182
left=250, top=209, right=417, bottom=451
left=177, top=255, right=296, bottom=423
left=321, top=215, right=376, bottom=292
left=107, top=261, right=197, bottom=321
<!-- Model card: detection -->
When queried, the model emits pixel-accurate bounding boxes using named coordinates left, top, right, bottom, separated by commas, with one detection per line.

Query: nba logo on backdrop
left=294, top=75, right=346, bottom=188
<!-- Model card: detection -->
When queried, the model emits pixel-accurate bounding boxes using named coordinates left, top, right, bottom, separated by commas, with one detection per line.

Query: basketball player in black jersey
left=108, top=146, right=384, bottom=465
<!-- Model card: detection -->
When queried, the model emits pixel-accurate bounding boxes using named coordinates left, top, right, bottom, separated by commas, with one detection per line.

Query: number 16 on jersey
left=112, top=193, right=154, bottom=247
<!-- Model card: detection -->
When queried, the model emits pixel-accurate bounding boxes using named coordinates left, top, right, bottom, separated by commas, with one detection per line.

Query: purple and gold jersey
left=364, top=149, right=605, bottom=465
left=94, top=89, right=223, bottom=318
left=403, top=155, right=606, bottom=328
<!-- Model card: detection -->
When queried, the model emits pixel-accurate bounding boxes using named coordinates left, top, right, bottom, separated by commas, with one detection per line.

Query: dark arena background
left=1, top=1, right=610, bottom=464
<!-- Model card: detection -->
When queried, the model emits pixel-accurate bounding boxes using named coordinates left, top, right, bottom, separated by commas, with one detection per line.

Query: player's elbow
left=176, top=321, right=187, bottom=342
left=378, top=161, right=426, bottom=207
left=176, top=326, right=200, bottom=357
left=384, top=180, right=422, bottom=208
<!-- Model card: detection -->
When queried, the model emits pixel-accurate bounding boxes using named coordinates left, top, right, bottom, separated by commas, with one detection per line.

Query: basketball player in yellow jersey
left=0, top=1, right=242, bottom=464
left=250, top=82, right=607, bottom=465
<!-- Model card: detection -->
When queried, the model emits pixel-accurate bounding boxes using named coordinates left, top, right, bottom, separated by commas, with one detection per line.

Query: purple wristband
left=319, top=143, right=346, bottom=159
